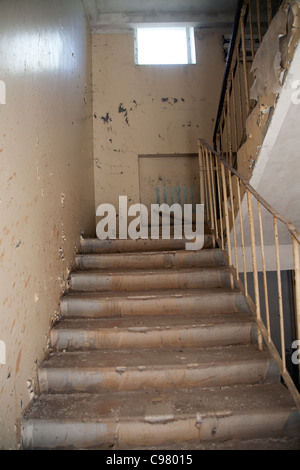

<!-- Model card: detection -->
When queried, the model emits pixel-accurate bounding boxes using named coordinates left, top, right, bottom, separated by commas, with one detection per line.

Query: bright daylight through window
left=135, top=27, right=196, bottom=65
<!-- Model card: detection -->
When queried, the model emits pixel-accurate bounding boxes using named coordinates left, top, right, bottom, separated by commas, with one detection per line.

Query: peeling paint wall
left=0, top=0, right=95, bottom=448
left=92, top=31, right=225, bottom=212
left=237, top=0, right=300, bottom=179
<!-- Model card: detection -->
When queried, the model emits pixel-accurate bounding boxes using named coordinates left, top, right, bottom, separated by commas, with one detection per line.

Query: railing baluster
left=215, top=156, right=224, bottom=250
left=228, top=171, right=239, bottom=280
left=221, top=163, right=234, bottom=289
left=248, top=0, right=255, bottom=60
left=246, top=189, right=263, bottom=350
left=205, top=148, right=215, bottom=246
left=292, top=236, right=300, bottom=341
left=274, top=217, right=286, bottom=373
left=292, top=235, right=300, bottom=386
left=209, top=151, right=219, bottom=243
left=267, top=0, right=273, bottom=26
left=203, top=146, right=209, bottom=221
left=236, top=45, right=244, bottom=146
left=237, top=177, right=248, bottom=296
left=224, top=105, right=230, bottom=163
left=231, top=68, right=239, bottom=156
left=237, top=45, right=244, bottom=127
left=198, top=140, right=205, bottom=206
left=226, top=88, right=233, bottom=167
left=257, top=200, right=271, bottom=343
left=256, top=0, right=262, bottom=45
left=240, top=6, right=250, bottom=115
left=220, top=112, right=226, bottom=158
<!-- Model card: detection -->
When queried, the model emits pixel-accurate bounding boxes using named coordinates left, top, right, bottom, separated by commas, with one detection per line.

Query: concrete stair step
left=51, top=313, right=255, bottom=351
left=75, top=249, right=227, bottom=270
left=22, top=383, right=299, bottom=449
left=68, top=266, right=232, bottom=292
left=60, top=288, right=249, bottom=318
left=38, top=345, right=279, bottom=394
left=80, top=235, right=213, bottom=254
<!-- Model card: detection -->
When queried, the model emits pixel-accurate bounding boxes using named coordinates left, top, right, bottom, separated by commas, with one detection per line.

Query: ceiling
left=83, top=0, right=238, bottom=33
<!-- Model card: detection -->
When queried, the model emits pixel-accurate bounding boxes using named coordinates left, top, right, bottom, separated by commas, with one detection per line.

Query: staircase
left=22, top=233, right=300, bottom=449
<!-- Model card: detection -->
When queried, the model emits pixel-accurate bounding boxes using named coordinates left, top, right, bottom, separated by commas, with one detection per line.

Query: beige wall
left=0, top=0, right=94, bottom=448
left=92, top=30, right=225, bottom=212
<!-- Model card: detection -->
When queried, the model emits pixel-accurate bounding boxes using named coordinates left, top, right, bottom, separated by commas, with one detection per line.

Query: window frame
left=134, top=26, right=196, bottom=66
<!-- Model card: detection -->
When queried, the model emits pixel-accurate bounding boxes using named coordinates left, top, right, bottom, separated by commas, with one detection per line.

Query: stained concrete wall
left=92, top=30, right=225, bottom=213
left=0, top=0, right=94, bottom=448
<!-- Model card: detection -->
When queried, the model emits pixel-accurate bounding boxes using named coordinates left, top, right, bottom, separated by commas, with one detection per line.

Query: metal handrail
left=213, top=0, right=244, bottom=148
left=198, top=137, right=300, bottom=410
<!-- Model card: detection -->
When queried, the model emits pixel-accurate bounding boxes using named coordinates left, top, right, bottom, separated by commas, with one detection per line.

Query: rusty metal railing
left=213, top=0, right=281, bottom=164
left=198, top=138, right=300, bottom=410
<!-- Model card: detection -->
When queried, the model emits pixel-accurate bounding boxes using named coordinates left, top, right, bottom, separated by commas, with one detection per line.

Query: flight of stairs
left=22, top=235, right=300, bottom=449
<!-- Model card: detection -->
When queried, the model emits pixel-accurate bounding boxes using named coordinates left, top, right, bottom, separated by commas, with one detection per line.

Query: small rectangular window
left=134, top=27, right=196, bottom=65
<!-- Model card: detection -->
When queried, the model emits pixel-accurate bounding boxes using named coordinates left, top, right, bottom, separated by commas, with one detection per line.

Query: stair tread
left=81, top=236, right=212, bottom=243
left=75, top=249, right=227, bottom=270
left=76, top=248, right=224, bottom=258
left=23, top=383, right=296, bottom=422
left=70, top=266, right=229, bottom=275
left=52, top=312, right=254, bottom=331
left=79, top=236, right=213, bottom=253
left=41, top=344, right=271, bottom=370
left=62, top=286, right=241, bottom=299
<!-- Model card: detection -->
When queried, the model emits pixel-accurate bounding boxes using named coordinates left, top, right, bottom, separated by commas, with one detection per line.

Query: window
left=134, top=27, right=196, bottom=65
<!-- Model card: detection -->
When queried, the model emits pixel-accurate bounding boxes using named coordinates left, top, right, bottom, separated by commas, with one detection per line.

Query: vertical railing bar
left=237, top=43, right=244, bottom=133
left=203, top=146, right=209, bottom=224
left=208, top=150, right=216, bottom=248
left=201, top=143, right=207, bottom=216
left=205, top=148, right=215, bottom=246
left=226, top=88, right=233, bottom=167
left=292, top=235, right=300, bottom=386
left=267, top=0, right=272, bottom=26
left=257, top=200, right=271, bottom=343
left=247, top=188, right=263, bottom=350
left=215, top=156, right=224, bottom=250
left=220, top=111, right=226, bottom=159
left=224, top=104, right=229, bottom=163
left=231, top=68, right=239, bottom=157
left=198, top=140, right=205, bottom=206
left=228, top=171, right=239, bottom=280
left=248, top=0, right=255, bottom=60
left=205, top=148, right=212, bottom=230
left=221, top=162, right=234, bottom=289
left=237, top=178, right=248, bottom=296
left=225, top=107, right=230, bottom=164
left=273, top=216, right=286, bottom=373
left=241, top=7, right=250, bottom=115
left=209, top=151, right=219, bottom=243
left=216, top=132, right=221, bottom=155
left=256, top=0, right=262, bottom=45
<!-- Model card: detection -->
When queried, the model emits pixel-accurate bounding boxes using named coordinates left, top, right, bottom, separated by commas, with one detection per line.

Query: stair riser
left=75, top=250, right=226, bottom=270
left=38, top=360, right=276, bottom=394
left=60, top=292, right=248, bottom=318
left=80, top=235, right=213, bottom=254
left=51, top=323, right=254, bottom=351
left=68, top=269, right=231, bottom=292
left=21, top=410, right=294, bottom=449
